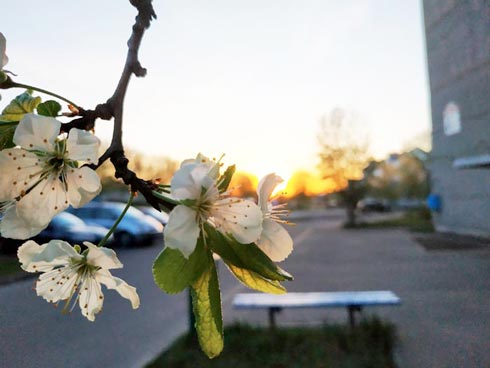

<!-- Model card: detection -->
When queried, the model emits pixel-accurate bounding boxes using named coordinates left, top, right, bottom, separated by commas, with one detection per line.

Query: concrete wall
left=423, top=0, right=490, bottom=236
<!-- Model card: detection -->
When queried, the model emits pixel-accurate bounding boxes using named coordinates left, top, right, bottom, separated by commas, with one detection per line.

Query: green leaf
left=152, top=236, right=208, bottom=294
left=191, top=252, right=223, bottom=358
left=37, top=100, right=61, bottom=117
left=217, top=164, right=235, bottom=192
left=0, top=71, right=7, bottom=84
left=0, top=90, right=41, bottom=121
left=205, top=224, right=293, bottom=282
left=0, top=121, right=17, bottom=150
left=226, top=262, right=286, bottom=294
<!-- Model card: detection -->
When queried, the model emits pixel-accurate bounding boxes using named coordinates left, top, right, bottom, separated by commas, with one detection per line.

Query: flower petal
left=36, top=265, right=79, bottom=303
left=66, top=128, right=100, bottom=164
left=256, top=218, right=293, bottom=262
left=164, top=205, right=200, bottom=258
left=13, top=114, right=61, bottom=151
left=0, top=32, right=8, bottom=69
left=0, top=148, right=44, bottom=201
left=17, top=239, right=80, bottom=272
left=181, top=153, right=220, bottom=179
left=65, top=166, right=101, bottom=207
left=96, top=269, right=140, bottom=309
left=84, top=242, right=123, bottom=270
left=257, top=173, right=283, bottom=213
left=78, top=275, right=104, bottom=321
left=16, top=175, right=69, bottom=229
left=171, top=163, right=215, bottom=200
left=212, top=198, right=263, bottom=244
left=1, top=207, right=46, bottom=239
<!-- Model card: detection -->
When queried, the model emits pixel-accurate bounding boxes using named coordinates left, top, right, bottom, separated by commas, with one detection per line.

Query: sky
left=1, top=0, right=431, bottom=183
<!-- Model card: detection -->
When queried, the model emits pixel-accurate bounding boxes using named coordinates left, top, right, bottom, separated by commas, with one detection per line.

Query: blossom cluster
left=164, top=154, right=293, bottom=262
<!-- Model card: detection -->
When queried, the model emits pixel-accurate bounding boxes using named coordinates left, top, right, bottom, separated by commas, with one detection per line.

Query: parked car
left=0, top=212, right=110, bottom=254
left=358, top=198, right=391, bottom=212
left=34, top=212, right=111, bottom=246
left=67, top=202, right=163, bottom=247
left=138, top=206, right=169, bottom=226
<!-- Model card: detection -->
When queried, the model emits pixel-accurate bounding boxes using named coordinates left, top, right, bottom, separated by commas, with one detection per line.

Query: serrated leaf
left=191, top=253, right=223, bottom=359
left=152, top=236, right=208, bottom=294
left=37, top=100, right=61, bottom=117
left=0, top=120, right=18, bottom=150
left=205, top=224, right=293, bottom=282
left=0, top=90, right=41, bottom=121
left=217, top=164, right=235, bottom=192
left=226, top=262, right=286, bottom=294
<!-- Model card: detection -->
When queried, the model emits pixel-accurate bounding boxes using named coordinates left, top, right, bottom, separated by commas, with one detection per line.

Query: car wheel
left=116, top=232, right=134, bottom=248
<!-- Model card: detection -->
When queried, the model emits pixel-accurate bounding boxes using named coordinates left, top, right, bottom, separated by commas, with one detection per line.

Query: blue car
left=0, top=212, right=110, bottom=254
left=67, top=202, right=163, bottom=247
left=35, top=212, right=111, bottom=246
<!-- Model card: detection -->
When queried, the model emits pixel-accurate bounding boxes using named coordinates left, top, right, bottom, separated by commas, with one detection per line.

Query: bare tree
left=317, top=108, right=370, bottom=226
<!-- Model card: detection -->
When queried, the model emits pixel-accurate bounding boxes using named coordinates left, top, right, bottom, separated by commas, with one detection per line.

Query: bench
left=232, top=291, right=401, bottom=328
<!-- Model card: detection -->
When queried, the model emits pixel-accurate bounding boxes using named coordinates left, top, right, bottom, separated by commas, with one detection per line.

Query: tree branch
left=73, top=0, right=171, bottom=211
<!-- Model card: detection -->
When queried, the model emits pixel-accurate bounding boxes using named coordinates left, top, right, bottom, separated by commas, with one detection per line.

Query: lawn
left=356, top=207, right=434, bottom=233
left=147, top=317, right=398, bottom=368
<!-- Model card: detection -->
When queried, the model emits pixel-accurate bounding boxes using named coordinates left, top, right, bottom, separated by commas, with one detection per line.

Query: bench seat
left=233, top=291, right=401, bottom=327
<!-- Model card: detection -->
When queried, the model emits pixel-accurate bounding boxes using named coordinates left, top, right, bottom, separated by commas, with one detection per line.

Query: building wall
left=423, top=0, right=490, bottom=236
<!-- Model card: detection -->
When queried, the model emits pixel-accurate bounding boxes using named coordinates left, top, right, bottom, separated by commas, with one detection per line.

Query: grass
left=355, top=208, right=434, bottom=233
left=147, top=317, right=398, bottom=368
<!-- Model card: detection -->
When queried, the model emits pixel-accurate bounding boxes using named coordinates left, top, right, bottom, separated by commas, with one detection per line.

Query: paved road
left=4, top=209, right=488, bottom=368
left=227, top=216, right=490, bottom=368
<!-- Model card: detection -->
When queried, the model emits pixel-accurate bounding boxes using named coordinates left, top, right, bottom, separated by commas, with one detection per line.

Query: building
left=423, top=0, right=490, bottom=236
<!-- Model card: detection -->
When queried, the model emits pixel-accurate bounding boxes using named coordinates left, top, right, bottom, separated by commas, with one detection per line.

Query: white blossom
left=18, top=239, right=140, bottom=321
left=0, top=114, right=101, bottom=239
left=164, top=162, right=263, bottom=258
left=0, top=32, right=8, bottom=70
left=256, top=173, right=293, bottom=262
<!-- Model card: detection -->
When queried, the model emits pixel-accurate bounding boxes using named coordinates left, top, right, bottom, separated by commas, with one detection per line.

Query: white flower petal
left=13, top=114, right=61, bottom=151
left=0, top=32, right=8, bottom=69
left=0, top=148, right=44, bottom=201
left=164, top=205, right=200, bottom=258
left=79, top=275, right=104, bottom=321
left=256, top=218, right=293, bottom=262
left=17, top=239, right=80, bottom=272
left=212, top=198, right=263, bottom=244
left=171, top=163, right=215, bottom=200
left=96, top=269, right=140, bottom=309
left=16, top=175, right=69, bottom=229
left=84, top=242, right=123, bottom=270
left=36, top=265, right=79, bottom=303
left=258, top=173, right=283, bottom=213
left=0, top=207, right=46, bottom=239
left=181, top=153, right=220, bottom=178
left=66, top=129, right=100, bottom=164
left=65, top=166, right=101, bottom=207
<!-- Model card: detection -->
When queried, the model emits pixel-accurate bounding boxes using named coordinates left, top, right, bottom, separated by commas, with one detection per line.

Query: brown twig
left=74, top=0, right=171, bottom=211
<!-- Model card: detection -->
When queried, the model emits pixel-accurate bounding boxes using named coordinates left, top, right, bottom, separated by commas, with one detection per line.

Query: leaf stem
left=9, top=81, right=79, bottom=108
left=98, top=192, right=135, bottom=247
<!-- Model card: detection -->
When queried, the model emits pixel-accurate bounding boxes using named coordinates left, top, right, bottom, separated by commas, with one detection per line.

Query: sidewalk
left=224, top=220, right=490, bottom=368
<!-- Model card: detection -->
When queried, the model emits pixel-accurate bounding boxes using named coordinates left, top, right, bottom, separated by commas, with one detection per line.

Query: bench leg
left=347, top=305, right=362, bottom=328
left=268, top=307, right=282, bottom=330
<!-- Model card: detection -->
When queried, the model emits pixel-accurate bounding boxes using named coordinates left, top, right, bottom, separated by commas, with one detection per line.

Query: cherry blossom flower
left=256, top=173, right=293, bottom=262
left=164, top=162, right=263, bottom=258
left=18, top=239, right=140, bottom=321
left=0, top=32, right=7, bottom=70
left=0, top=113, right=101, bottom=239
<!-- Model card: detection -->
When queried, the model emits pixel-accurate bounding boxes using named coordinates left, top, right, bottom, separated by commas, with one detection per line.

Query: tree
left=317, top=108, right=370, bottom=225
